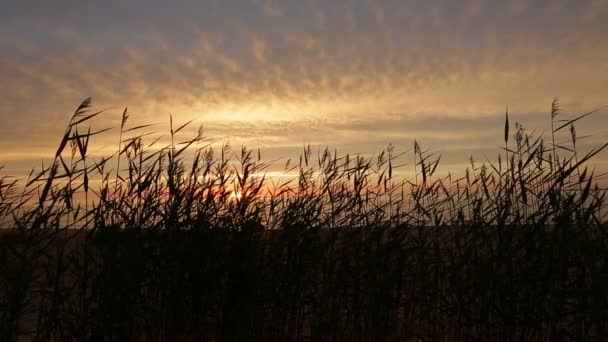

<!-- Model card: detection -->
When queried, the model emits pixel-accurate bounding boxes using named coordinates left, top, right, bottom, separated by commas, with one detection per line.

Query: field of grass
left=1, top=99, right=607, bottom=341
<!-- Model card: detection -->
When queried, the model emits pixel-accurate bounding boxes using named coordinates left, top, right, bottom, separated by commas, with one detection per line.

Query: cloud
left=251, top=36, right=268, bottom=64
left=507, top=0, right=529, bottom=15
left=253, top=0, right=284, bottom=17
left=466, top=1, right=483, bottom=17
left=1, top=0, right=608, bottom=175
left=283, top=33, right=320, bottom=50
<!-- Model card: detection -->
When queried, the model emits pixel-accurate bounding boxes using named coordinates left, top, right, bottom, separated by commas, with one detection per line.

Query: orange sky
left=1, top=0, right=607, bottom=178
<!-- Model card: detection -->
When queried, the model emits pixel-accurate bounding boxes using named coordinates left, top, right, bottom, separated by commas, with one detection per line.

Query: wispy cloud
left=507, top=0, right=529, bottom=15
left=1, top=0, right=607, bottom=174
left=253, top=0, right=284, bottom=17
left=466, top=1, right=483, bottom=17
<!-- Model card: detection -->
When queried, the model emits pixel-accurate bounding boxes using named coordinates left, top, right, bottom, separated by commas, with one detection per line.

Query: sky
left=1, top=0, right=608, bottom=177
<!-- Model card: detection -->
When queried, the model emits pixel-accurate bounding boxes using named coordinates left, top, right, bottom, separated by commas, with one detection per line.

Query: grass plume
left=0, top=99, right=607, bottom=341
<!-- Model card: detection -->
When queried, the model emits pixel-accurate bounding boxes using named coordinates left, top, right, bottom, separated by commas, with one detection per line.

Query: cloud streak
left=1, top=0, right=607, bottom=176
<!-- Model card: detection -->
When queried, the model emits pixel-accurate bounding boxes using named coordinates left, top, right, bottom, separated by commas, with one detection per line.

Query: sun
left=229, top=191, right=243, bottom=200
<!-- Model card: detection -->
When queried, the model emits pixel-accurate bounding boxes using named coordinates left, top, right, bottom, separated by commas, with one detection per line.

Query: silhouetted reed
left=1, top=98, right=607, bottom=341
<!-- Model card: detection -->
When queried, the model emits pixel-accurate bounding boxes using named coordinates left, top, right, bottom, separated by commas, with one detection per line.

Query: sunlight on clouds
left=0, top=0, right=607, bottom=176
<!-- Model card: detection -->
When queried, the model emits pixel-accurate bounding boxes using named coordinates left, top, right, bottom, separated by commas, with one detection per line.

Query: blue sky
left=1, top=0, right=607, bottom=175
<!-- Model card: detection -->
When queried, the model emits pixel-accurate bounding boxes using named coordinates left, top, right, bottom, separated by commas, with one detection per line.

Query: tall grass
left=0, top=98, right=607, bottom=341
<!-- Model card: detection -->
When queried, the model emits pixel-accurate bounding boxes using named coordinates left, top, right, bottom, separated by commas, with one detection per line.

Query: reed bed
left=1, top=98, right=607, bottom=341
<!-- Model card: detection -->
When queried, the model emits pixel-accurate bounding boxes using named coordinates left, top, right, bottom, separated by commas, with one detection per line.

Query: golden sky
left=1, top=0, right=607, bottom=176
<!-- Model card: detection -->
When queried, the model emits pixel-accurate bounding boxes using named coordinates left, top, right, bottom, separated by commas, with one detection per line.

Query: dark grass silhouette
left=1, top=99, right=607, bottom=341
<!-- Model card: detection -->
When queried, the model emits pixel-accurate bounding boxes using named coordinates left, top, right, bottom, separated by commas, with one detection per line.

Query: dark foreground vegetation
left=1, top=99, right=608, bottom=341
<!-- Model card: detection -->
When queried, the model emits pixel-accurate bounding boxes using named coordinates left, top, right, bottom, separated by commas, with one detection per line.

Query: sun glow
left=229, top=191, right=243, bottom=200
